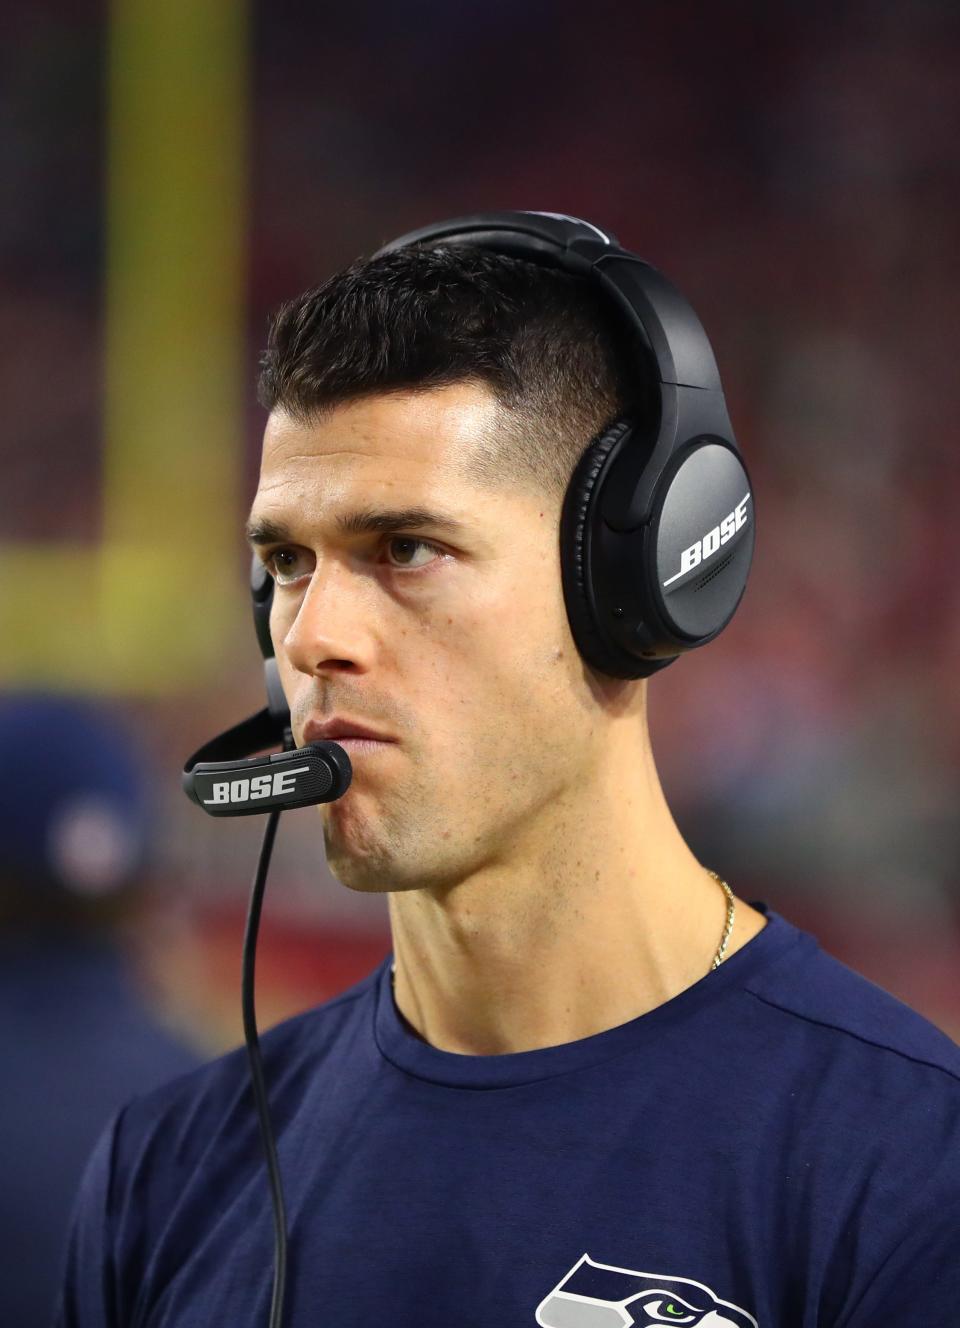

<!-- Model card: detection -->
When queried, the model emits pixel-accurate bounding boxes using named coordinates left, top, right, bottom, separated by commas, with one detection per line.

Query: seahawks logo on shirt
left=536, top=1254, right=758, bottom=1327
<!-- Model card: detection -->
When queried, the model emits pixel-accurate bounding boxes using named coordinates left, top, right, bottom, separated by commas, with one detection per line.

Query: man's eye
left=383, top=537, right=442, bottom=569
left=265, top=539, right=441, bottom=583
left=265, top=549, right=309, bottom=584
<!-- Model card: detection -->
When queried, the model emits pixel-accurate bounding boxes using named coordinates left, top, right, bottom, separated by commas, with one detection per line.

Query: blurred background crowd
left=2, top=0, right=958, bottom=1320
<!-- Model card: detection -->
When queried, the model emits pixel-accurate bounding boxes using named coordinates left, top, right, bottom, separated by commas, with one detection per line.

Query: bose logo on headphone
left=663, top=492, right=751, bottom=590
left=203, top=766, right=310, bottom=806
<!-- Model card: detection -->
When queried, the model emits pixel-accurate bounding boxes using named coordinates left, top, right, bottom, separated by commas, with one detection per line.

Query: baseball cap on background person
left=0, top=690, right=151, bottom=924
left=0, top=692, right=202, bottom=1328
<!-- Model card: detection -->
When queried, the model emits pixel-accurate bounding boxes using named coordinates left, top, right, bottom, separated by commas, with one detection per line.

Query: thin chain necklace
left=390, top=868, right=736, bottom=987
left=707, top=868, right=736, bottom=969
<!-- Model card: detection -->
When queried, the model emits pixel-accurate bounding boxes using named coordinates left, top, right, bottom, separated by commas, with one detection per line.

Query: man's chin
left=323, top=850, right=425, bottom=896
left=320, top=815, right=397, bottom=894
left=322, top=824, right=437, bottom=894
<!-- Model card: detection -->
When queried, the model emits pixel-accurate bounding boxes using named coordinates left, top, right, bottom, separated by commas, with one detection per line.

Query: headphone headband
left=374, top=210, right=723, bottom=392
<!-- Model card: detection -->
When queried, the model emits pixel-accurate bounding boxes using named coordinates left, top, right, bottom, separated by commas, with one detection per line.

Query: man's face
left=249, top=382, right=614, bottom=895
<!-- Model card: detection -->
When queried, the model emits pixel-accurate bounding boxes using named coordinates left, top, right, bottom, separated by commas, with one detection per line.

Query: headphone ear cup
left=649, top=442, right=755, bottom=644
left=560, top=419, right=644, bottom=677
left=250, top=555, right=290, bottom=726
left=250, top=554, right=275, bottom=660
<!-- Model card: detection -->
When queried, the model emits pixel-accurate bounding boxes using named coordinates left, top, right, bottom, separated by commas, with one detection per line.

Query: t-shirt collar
left=373, top=903, right=804, bottom=1088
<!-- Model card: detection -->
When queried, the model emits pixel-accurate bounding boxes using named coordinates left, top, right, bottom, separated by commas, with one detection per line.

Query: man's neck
left=387, top=756, right=767, bottom=1056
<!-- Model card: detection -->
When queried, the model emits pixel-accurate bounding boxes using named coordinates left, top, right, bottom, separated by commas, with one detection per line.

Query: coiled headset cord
left=242, top=807, right=289, bottom=1328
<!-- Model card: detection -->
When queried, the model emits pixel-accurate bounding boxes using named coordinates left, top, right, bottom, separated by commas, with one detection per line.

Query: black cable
left=241, top=807, right=288, bottom=1328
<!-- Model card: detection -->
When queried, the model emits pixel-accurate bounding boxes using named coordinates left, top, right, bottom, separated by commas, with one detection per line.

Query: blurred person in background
left=0, top=693, right=202, bottom=1328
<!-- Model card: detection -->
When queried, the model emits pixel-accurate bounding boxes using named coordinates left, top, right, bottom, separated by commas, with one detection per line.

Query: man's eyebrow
left=244, top=507, right=468, bottom=547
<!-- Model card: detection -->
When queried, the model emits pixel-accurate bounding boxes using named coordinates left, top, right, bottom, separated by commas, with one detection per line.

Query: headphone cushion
left=560, top=419, right=634, bottom=676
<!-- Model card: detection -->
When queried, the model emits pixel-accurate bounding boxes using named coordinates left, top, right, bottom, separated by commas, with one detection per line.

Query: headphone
left=184, top=208, right=754, bottom=812
left=179, top=210, right=756, bottom=1328
left=371, top=210, right=755, bottom=682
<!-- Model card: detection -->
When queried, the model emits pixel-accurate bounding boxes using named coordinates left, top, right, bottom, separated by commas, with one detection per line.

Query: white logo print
left=535, top=1254, right=758, bottom=1327
left=662, top=492, right=751, bottom=590
left=203, top=766, right=309, bottom=805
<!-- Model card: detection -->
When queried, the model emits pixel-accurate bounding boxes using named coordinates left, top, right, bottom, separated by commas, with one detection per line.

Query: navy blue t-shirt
left=56, top=908, right=960, bottom=1327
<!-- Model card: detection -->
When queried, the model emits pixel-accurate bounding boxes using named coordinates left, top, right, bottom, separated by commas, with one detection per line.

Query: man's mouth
left=302, top=716, right=397, bottom=745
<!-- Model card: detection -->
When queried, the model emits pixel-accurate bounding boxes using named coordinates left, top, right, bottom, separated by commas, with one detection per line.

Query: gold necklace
left=707, top=868, right=736, bottom=969
left=390, top=868, right=736, bottom=986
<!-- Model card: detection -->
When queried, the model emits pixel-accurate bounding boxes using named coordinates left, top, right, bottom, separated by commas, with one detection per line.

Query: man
left=58, top=227, right=960, bottom=1327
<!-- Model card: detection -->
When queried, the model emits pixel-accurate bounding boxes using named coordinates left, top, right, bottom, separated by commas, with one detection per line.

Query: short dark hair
left=257, top=244, right=648, bottom=503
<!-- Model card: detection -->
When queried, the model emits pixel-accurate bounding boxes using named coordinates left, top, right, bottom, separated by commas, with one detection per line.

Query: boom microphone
left=181, top=700, right=353, bottom=1328
left=182, top=708, right=353, bottom=816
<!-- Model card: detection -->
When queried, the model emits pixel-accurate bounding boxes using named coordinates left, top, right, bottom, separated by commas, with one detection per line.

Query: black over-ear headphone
left=179, top=210, right=755, bottom=1328
left=374, top=210, right=755, bottom=683
left=184, top=208, right=754, bottom=812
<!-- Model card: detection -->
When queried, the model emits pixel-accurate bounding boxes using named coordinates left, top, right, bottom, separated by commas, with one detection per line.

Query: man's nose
left=277, top=559, right=375, bottom=676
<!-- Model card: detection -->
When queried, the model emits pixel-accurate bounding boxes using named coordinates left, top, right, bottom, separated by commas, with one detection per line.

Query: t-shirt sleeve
left=53, top=1109, right=124, bottom=1328
left=838, top=1169, right=960, bottom=1324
